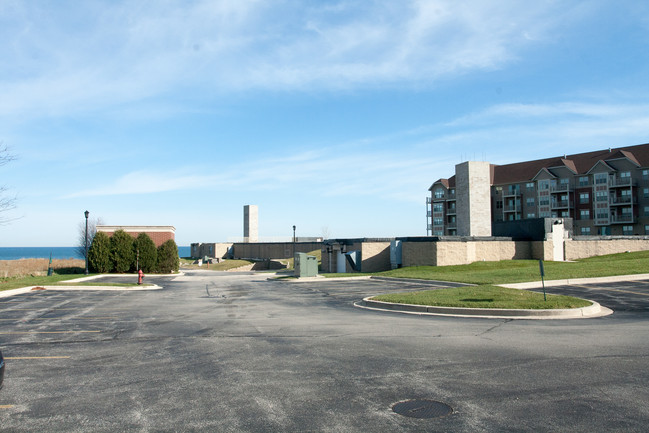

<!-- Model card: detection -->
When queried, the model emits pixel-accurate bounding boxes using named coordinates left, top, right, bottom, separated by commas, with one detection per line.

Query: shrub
left=133, top=232, right=157, bottom=273
left=111, top=230, right=134, bottom=273
left=88, top=231, right=111, bottom=273
left=156, top=239, right=179, bottom=273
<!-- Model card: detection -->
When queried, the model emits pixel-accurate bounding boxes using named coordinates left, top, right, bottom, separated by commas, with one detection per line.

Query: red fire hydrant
left=138, top=269, right=145, bottom=285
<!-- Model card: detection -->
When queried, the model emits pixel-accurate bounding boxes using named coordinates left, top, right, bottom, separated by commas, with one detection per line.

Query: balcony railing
left=446, top=208, right=457, bottom=215
left=609, top=177, right=634, bottom=187
left=504, top=205, right=521, bottom=212
left=550, top=184, right=570, bottom=192
left=610, top=214, right=635, bottom=224
left=610, top=196, right=636, bottom=205
left=551, top=200, right=571, bottom=209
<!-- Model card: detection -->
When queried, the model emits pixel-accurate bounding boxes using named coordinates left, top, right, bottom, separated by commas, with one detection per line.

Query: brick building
left=96, top=226, right=176, bottom=247
left=427, top=143, right=649, bottom=237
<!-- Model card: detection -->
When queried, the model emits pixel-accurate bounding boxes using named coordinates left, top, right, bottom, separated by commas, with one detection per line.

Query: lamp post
left=84, top=210, right=89, bottom=275
left=292, top=225, right=296, bottom=263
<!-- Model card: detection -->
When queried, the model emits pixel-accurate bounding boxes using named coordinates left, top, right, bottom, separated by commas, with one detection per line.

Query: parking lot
left=1, top=272, right=649, bottom=432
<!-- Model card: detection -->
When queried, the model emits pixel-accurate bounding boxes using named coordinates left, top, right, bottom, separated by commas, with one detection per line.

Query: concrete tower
left=243, top=205, right=258, bottom=243
left=455, top=161, right=492, bottom=237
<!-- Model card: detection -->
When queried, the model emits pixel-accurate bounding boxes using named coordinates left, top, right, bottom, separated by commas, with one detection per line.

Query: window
left=645, top=187, right=649, bottom=198
left=433, top=218, right=443, bottom=226
left=595, top=173, right=608, bottom=184
left=434, top=189, right=444, bottom=199
left=596, top=210, right=608, bottom=219
left=434, top=230, right=443, bottom=236
left=527, top=213, right=536, bottom=218
left=580, top=209, right=590, bottom=219
left=623, top=225, right=633, bottom=235
left=620, top=171, right=631, bottom=178
left=645, top=206, right=649, bottom=216
left=561, top=211, right=570, bottom=217
left=433, top=203, right=443, bottom=212
left=643, top=169, right=649, bottom=180
left=596, top=191, right=608, bottom=202
left=508, top=184, right=520, bottom=195
left=560, top=178, right=570, bottom=186
left=645, top=225, right=649, bottom=235
left=526, top=198, right=535, bottom=207
left=539, top=211, right=551, bottom=217
left=496, top=201, right=503, bottom=209
left=538, top=180, right=549, bottom=190
left=579, top=192, right=590, bottom=204
left=622, top=207, right=632, bottom=214
left=581, top=227, right=591, bottom=235
left=495, top=186, right=502, bottom=194
left=539, top=198, right=550, bottom=206
left=449, top=188, right=456, bottom=197
left=526, top=182, right=535, bottom=189
left=578, top=176, right=589, bottom=186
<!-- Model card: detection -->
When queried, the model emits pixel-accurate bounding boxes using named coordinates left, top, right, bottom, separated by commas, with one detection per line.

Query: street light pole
left=84, top=210, right=89, bottom=275
left=292, top=225, right=296, bottom=262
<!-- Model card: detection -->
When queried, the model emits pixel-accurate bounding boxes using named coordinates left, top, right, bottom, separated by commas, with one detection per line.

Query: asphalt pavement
left=0, top=271, right=648, bottom=432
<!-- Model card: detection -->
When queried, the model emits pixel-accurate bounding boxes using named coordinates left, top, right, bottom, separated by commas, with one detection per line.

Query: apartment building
left=427, top=143, right=649, bottom=237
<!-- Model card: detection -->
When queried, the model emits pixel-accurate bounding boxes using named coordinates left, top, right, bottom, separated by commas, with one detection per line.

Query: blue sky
left=2, top=0, right=649, bottom=247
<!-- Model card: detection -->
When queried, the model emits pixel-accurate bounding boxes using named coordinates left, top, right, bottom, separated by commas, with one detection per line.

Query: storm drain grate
left=392, top=399, right=453, bottom=419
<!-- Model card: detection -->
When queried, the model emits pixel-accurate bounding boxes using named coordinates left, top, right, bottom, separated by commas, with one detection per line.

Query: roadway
left=1, top=271, right=648, bottom=432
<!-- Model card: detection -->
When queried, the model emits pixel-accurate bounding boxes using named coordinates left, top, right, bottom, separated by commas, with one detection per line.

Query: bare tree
left=76, top=216, right=104, bottom=259
left=0, top=144, right=17, bottom=225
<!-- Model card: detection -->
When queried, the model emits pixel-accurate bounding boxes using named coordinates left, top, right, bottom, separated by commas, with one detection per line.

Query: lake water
left=0, top=246, right=191, bottom=260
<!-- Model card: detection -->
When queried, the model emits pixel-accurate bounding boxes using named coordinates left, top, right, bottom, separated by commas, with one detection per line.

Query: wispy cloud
left=62, top=143, right=454, bottom=204
left=0, top=0, right=572, bottom=119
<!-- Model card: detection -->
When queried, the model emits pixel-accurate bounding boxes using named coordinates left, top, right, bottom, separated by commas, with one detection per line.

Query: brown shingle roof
left=491, top=143, right=649, bottom=185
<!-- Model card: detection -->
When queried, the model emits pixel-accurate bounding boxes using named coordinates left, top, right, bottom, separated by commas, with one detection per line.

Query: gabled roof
left=531, top=167, right=556, bottom=181
left=428, top=176, right=456, bottom=191
left=586, top=160, right=615, bottom=174
left=606, top=149, right=641, bottom=167
left=490, top=142, right=649, bottom=185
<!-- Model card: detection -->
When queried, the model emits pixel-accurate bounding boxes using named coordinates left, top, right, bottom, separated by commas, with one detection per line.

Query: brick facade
left=97, top=226, right=175, bottom=247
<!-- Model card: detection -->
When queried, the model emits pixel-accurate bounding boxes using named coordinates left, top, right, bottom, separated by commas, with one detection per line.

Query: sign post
left=539, top=260, right=547, bottom=301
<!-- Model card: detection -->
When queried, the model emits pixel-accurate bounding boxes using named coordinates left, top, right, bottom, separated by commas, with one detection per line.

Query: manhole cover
left=392, top=399, right=453, bottom=419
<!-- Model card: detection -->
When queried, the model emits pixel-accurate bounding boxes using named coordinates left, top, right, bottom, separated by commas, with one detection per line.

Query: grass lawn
left=327, top=250, right=649, bottom=284
left=371, top=285, right=592, bottom=309
left=1, top=274, right=93, bottom=292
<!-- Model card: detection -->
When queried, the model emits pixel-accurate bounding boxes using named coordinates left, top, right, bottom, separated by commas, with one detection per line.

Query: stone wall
left=190, top=243, right=233, bottom=259
left=233, top=242, right=322, bottom=260
left=565, top=237, right=649, bottom=260
left=360, top=242, right=391, bottom=273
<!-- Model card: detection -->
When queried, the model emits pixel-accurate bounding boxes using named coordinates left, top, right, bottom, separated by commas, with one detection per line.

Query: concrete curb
left=355, top=297, right=613, bottom=320
left=499, top=273, right=649, bottom=289
left=268, top=275, right=372, bottom=282
left=369, top=276, right=470, bottom=287
left=0, top=284, right=162, bottom=298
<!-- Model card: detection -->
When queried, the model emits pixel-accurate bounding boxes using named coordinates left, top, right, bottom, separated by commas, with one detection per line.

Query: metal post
left=84, top=210, right=89, bottom=275
left=292, top=225, right=296, bottom=267
left=539, top=259, right=546, bottom=301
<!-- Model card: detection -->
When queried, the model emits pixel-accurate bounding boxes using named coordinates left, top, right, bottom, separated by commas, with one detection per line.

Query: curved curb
left=355, top=297, right=613, bottom=320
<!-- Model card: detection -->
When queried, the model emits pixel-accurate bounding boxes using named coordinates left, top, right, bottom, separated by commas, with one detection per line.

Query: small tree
left=88, top=231, right=111, bottom=273
left=76, top=216, right=103, bottom=259
left=133, top=232, right=157, bottom=273
left=1, top=144, right=16, bottom=225
left=156, top=239, right=179, bottom=273
left=111, top=229, right=135, bottom=273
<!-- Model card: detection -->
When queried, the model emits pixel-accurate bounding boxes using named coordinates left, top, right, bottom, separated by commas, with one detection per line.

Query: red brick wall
left=100, top=230, right=174, bottom=247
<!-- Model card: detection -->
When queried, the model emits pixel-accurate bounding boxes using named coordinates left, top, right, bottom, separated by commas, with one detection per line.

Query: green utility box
left=294, top=252, right=318, bottom=278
